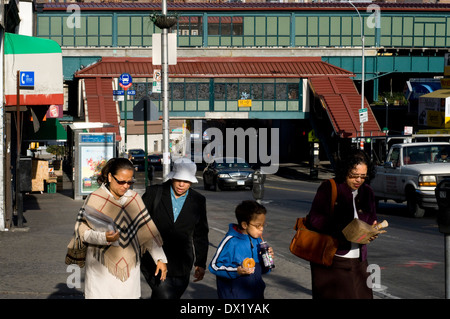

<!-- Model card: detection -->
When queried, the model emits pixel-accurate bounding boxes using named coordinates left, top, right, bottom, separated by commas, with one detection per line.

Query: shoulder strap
left=329, top=178, right=337, bottom=214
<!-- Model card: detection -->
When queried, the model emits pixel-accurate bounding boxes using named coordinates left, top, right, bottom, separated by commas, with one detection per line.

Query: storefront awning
left=4, top=33, right=64, bottom=106
left=420, top=89, right=450, bottom=99
left=23, top=117, right=67, bottom=142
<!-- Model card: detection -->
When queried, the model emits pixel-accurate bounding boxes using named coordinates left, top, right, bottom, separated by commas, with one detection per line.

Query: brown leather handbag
left=289, top=179, right=338, bottom=266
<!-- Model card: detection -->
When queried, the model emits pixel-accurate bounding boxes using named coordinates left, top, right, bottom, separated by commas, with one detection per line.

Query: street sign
left=308, top=130, right=320, bottom=142
left=133, top=96, right=159, bottom=121
left=152, top=33, right=178, bottom=66
left=113, top=90, right=124, bottom=101
left=152, top=69, right=161, bottom=93
left=19, top=71, right=34, bottom=87
left=359, top=108, right=368, bottom=123
left=127, top=90, right=136, bottom=95
left=238, top=99, right=252, bottom=107
left=404, top=126, right=413, bottom=135
left=119, top=73, right=132, bottom=90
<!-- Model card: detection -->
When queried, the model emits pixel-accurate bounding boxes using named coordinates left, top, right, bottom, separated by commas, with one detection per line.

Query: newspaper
left=342, top=219, right=388, bottom=244
left=83, top=205, right=119, bottom=246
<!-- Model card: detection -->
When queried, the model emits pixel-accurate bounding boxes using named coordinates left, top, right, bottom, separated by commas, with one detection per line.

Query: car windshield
left=215, top=159, right=250, bottom=169
left=403, top=145, right=450, bottom=164
left=129, top=149, right=144, bottom=155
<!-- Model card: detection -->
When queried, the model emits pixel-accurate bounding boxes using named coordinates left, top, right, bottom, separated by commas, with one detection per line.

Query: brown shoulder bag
left=289, top=178, right=338, bottom=266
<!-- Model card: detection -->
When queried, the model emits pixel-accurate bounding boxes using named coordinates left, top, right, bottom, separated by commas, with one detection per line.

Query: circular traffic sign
left=119, top=73, right=133, bottom=90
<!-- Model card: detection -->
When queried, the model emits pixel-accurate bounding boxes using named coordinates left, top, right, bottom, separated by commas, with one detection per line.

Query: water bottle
left=259, top=241, right=275, bottom=269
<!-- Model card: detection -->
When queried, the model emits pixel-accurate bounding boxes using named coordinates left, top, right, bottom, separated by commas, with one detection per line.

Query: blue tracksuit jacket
left=208, top=223, right=271, bottom=299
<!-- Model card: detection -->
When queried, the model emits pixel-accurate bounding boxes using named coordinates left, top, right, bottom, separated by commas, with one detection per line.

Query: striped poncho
left=70, top=185, right=163, bottom=282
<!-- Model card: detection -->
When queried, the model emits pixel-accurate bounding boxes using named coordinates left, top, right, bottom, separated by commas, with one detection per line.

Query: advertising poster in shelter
left=78, top=133, right=115, bottom=195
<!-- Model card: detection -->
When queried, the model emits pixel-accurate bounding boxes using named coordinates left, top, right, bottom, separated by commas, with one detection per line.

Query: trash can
left=45, top=180, right=57, bottom=194
left=435, top=179, right=450, bottom=234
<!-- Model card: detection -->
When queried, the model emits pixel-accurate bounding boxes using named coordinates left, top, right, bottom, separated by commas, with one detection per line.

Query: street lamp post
left=348, top=1, right=365, bottom=149
left=152, top=1, right=177, bottom=180
left=161, top=0, right=170, bottom=179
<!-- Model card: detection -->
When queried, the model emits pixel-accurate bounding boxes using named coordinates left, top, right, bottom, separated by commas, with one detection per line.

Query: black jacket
left=141, top=181, right=209, bottom=277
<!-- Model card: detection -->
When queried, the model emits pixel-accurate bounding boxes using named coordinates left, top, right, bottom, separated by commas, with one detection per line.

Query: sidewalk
left=0, top=163, right=329, bottom=299
left=274, top=161, right=334, bottom=181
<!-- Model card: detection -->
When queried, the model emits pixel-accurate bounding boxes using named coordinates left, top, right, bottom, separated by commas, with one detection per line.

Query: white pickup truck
left=371, top=142, right=450, bottom=218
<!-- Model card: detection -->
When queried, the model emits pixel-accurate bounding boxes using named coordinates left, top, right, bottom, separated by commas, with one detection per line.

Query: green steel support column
left=203, top=13, right=208, bottom=47
left=373, top=56, right=379, bottom=102
left=112, top=12, right=118, bottom=47
left=373, top=78, right=379, bottom=102
left=209, top=78, right=214, bottom=111
left=375, top=20, right=381, bottom=47
left=290, top=12, right=295, bottom=47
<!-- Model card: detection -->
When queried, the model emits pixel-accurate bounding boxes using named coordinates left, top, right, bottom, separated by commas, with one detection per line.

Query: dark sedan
left=128, top=148, right=146, bottom=170
left=202, top=157, right=254, bottom=191
left=147, top=153, right=163, bottom=170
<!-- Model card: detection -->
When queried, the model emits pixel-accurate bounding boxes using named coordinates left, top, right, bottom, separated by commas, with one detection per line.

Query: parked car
left=147, top=153, right=163, bottom=170
left=203, top=157, right=254, bottom=191
left=128, top=148, right=146, bottom=170
left=371, top=141, right=450, bottom=218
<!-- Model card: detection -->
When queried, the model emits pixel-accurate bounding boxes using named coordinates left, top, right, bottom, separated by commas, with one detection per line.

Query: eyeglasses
left=249, top=223, right=267, bottom=230
left=112, top=175, right=135, bottom=185
left=348, top=174, right=367, bottom=180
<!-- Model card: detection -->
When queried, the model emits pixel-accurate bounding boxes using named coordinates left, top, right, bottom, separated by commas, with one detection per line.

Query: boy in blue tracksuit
left=209, top=200, right=274, bottom=299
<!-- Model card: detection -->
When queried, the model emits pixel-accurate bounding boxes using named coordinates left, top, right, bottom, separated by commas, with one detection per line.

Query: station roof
left=76, top=56, right=382, bottom=139
left=309, top=76, right=384, bottom=138
left=75, top=56, right=354, bottom=79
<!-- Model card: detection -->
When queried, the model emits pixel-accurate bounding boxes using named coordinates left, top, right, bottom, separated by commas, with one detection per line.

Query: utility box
left=18, top=157, right=32, bottom=192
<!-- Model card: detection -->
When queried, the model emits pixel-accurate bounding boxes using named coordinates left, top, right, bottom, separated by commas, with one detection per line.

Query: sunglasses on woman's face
left=112, top=174, right=135, bottom=185
left=348, top=174, right=367, bottom=180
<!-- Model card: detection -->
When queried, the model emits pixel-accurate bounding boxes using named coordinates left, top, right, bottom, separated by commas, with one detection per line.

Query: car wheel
left=406, top=189, right=425, bottom=218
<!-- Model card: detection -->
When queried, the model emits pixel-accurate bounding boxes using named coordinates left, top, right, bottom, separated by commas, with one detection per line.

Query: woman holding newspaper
left=70, top=158, right=167, bottom=299
left=307, top=148, right=378, bottom=299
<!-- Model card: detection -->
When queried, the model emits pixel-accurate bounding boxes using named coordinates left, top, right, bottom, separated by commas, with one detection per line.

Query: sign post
left=359, top=108, right=368, bottom=150
left=15, top=70, right=35, bottom=227
left=119, top=73, right=132, bottom=153
left=16, top=71, right=22, bottom=227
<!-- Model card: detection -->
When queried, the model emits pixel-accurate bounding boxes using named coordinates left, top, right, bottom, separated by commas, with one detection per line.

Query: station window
left=124, top=79, right=300, bottom=115
left=178, top=16, right=203, bottom=36
left=207, top=16, right=243, bottom=36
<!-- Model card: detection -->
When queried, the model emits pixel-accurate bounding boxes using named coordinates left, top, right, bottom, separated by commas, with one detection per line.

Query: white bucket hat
left=167, top=158, right=198, bottom=183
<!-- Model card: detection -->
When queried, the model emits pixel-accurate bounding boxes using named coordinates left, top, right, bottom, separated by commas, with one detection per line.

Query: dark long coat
left=141, top=181, right=209, bottom=276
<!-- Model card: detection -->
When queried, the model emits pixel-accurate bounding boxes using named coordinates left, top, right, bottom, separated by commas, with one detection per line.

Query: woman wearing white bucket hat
left=167, top=158, right=198, bottom=183
left=141, top=158, right=209, bottom=299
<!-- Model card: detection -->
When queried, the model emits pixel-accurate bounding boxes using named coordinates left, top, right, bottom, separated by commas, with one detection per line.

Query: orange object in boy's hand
left=242, top=258, right=255, bottom=268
